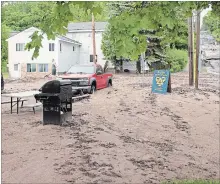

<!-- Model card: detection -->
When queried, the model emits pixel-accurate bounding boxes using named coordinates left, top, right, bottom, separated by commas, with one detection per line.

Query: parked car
left=58, top=63, right=113, bottom=94
left=1, top=73, right=4, bottom=91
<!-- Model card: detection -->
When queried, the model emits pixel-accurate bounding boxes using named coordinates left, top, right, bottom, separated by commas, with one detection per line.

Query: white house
left=7, top=22, right=109, bottom=79
left=7, top=27, right=81, bottom=78
left=66, top=22, right=107, bottom=66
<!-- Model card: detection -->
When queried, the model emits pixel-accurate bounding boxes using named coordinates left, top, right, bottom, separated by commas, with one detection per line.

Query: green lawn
left=162, top=180, right=220, bottom=184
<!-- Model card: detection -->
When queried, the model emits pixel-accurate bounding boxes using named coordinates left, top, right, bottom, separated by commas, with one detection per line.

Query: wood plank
left=72, top=94, right=90, bottom=100
left=21, top=102, right=42, bottom=108
left=1, top=99, right=27, bottom=104
left=1, top=91, right=40, bottom=98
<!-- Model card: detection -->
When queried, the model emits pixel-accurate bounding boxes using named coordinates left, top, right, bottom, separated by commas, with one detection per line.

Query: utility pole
left=188, top=16, right=194, bottom=86
left=92, top=13, right=97, bottom=64
left=195, top=10, right=201, bottom=89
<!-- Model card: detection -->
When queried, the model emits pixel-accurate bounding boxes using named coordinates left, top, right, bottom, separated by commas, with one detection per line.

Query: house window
left=73, top=46, right=75, bottom=51
left=90, top=54, right=97, bottom=62
left=60, top=43, right=62, bottom=52
left=27, top=63, right=36, bottom=72
left=90, top=55, right=93, bottom=62
left=38, top=64, right=48, bottom=72
left=96, top=65, right=103, bottom=74
left=16, top=43, right=25, bottom=51
left=49, top=43, right=55, bottom=51
left=14, top=64, right=18, bottom=71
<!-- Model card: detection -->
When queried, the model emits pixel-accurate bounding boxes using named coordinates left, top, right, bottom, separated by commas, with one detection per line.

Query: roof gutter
left=68, top=29, right=105, bottom=33
left=58, top=39, right=82, bottom=46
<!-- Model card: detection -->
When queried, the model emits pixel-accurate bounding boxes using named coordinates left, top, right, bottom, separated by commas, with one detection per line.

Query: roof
left=7, top=21, right=108, bottom=40
left=6, top=27, right=40, bottom=41
left=67, top=22, right=107, bottom=32
left=9, top=31, right=20, bottom=38
left=7, top=27, right=81, bottom=44
left=57, top=35, right=81, bottom=45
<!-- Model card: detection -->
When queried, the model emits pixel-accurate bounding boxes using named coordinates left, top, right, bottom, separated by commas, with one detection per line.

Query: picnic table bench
left=1, top=90, right=41, bottom=114
left=72, top=94, right=90, bottom=102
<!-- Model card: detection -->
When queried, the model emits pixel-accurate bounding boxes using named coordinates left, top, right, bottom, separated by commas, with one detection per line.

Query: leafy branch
left=24, top=1, right=105, bottom=59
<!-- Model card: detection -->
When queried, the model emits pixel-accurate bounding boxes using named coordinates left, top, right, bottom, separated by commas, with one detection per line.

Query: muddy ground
left=1, top=72, right=220, bottom=184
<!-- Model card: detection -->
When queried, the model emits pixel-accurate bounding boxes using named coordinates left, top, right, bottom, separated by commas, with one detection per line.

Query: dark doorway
left=52, top=64, right=56, bottom=75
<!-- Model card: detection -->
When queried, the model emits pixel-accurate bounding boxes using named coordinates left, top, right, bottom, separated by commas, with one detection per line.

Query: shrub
left=165, top=48, right=188, bottom=73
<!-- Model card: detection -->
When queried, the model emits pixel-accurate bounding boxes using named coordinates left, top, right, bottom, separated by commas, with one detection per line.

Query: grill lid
left=40, top=80, right=72, bottom=93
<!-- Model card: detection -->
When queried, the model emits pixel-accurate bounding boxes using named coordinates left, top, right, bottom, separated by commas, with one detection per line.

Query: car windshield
left=67, top=65, right=94, bottom=74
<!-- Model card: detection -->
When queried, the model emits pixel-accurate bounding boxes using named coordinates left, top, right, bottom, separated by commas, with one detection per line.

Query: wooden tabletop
left=1, top=91, right=40, bottom=98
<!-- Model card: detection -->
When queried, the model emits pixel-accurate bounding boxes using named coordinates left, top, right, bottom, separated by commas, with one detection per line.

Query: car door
left=95, top=65, right=104, bottom=89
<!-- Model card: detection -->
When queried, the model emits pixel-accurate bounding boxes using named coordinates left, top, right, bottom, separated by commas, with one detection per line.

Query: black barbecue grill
left=35, top=80, right=72, bottom=125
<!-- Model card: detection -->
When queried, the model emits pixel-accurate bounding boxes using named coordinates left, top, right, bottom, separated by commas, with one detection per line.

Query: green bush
left=165, top=48, right=188, bottom=73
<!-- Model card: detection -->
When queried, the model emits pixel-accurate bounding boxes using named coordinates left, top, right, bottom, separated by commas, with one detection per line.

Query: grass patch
left=2, top=72, right=9, bottom=79
left=162, top=180, right=220, bottom=184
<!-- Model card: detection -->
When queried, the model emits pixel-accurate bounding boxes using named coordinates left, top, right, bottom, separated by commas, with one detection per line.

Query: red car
left=58, top=63, right=113, bottom=94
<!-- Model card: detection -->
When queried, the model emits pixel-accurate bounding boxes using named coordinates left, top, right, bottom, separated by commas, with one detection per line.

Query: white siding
left=66, top=31, right=107, bottom=67
left=57, top=41, right=80, bottom=73
left=7, top=26, right=113, bottom=79
left=7, top=27, right=58, bottom=78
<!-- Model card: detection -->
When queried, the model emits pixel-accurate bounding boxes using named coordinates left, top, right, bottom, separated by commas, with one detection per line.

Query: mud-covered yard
left=1, top=72, right=219, bottom=184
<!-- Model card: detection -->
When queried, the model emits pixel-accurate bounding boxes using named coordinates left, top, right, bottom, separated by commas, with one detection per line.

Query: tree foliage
left=165, top=49, right=188, bottom=73
left=2, top=2, right=55, bottom=31
left=2, top=1, right=219, bottom=67
left=1, top=24, right=10, bottom=72
left=101, top=1, right=219, bottom=72
left=24, top=1, right=105, bottom=59
left=102, top=1, right=209, bottom=61
left=203, top=11, right=220, bottom=42
left=1, top=1, right=107, bottom=67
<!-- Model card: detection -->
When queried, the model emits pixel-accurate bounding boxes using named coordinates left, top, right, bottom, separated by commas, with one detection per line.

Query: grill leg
left=33, top=107, right=35, bottom=114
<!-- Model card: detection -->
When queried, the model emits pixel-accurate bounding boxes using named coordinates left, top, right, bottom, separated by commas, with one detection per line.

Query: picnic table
left=1, top=90, right=40, bottom=114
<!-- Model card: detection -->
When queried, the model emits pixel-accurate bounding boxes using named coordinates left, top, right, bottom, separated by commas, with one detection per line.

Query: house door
left=13, top=63, right=20, bottom=78
left=52, top=64, right=56, bottom=75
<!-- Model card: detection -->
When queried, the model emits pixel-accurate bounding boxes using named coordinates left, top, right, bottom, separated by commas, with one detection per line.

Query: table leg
left=11, top=97, right=13, bottom=114
left=17, top=98, right=19, bottom=114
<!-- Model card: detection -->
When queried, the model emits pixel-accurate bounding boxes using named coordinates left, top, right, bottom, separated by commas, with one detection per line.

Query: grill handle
left=38, top=97, right=49, bottom=100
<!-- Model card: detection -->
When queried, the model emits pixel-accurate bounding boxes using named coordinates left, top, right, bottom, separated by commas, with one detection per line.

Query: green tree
left=103, top=1, right=206, bottom=61
left=203, top=11, right=220, bottom=42
left=3, top=1, right=218, bottom=62
left=69, top=2, right=108, bottom=22
left=165, top=48, right=188, bottom=73
left=101, top=1, right=220, bottom=72
left=2, top=2, right=55, bottom=31
left=22, top=1, right=105, bottom=59
left=101, top=1, right=192, bottom=71
left=1, top=23, right=10, bottom=72
left=1, top=1, right=107, bottom=65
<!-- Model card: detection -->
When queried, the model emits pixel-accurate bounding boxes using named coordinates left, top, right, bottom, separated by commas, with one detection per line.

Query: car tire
left=89, top=84, right=96, bottom=94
